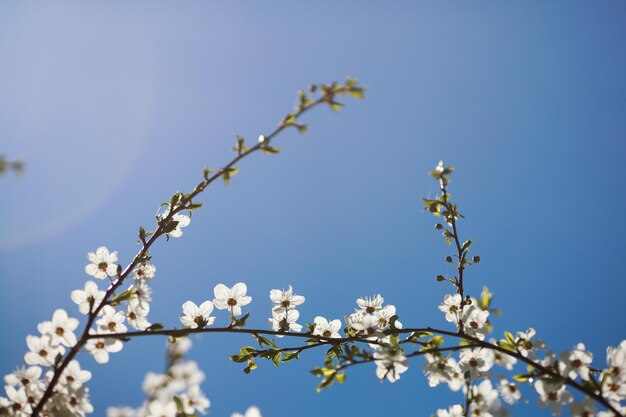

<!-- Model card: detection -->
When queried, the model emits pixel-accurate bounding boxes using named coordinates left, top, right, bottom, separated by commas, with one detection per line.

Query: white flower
left=213, top=283, right=252, bottom=316
left=0, top=385, right=32, bottom=416
left=142, top=372, right=169, bottom=397
left=96, top=306, right=127, bottom=334
left=559, top=343, right=593, bottom=380
left=63, top=385, right=94, bottom=416
left=269, top=285, right=304, bottom=311
left=130, top=279, right=153, bottom=304
left=85, top=337, right=123, bottom=364
left=436, top=404, right=464, bottom=417
left=146, top=400, right=177, bottom=417
left=488, top=338, right=517, bottom=370
left=71, top=281, right=105, bottom=315
left=439, top=294, right=463, bottom=323
left=461, top=306, right=489, bottom=340
left=232, top=406, right=262, bottom=417
left=374, top=305, right=402, bottom=329
left=534, top=380, right=573, bottom=416
left=602, top=375, right=626, bottom=403
left=4, top=366, right=42, bottom=387
left=515, top=328, right=546, bottom=359
left=459, top=348, right=493, bottom=379
left=423, top=353, right=457, bottom=388
left=469, top=379, right=500, bottom=413
left=85, top=246, right=119, bottom=279
left=374, top=345, right=408, bottom=383
left=56, top=360, right=92, bottom=390
left=497, top=378, right=522, bottom=405
left=606, top=340, right=626, bottom=381
left=168, top=337, right=192, bottom=355
left=180, top=385, right=210, bottom=415
left=268, top=309, right=302, bottom=335
left=157, top=206, right=191, bottom=238
left=570, top=398, right=596, bottom=417
left=24, top=335, right=65, bottom=367
left=312, top=316, right=342, bottom=339
left=170, top=360, right=205, bottom=387
left=180, top=301, right=215, bottom=329
left=37, top=309, right=79, bottom=347
left=356, top=294, right=384, bottom=314
left=133, top=263, right=156, bottom=280
left=126, top=299, right=151, bottom=330
left=107, top=406, right=138, bottom=417
left=349, top=313, right=379, bottom=332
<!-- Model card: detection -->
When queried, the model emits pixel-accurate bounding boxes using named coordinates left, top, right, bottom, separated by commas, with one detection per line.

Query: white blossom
left=130, top=279, right=153, bottom=305
left=85, top=246, right=119, bottom=279
left=570, top=398, right=596, bottom=417
left=213, top=283, right=252, bottom=316
left=488, top=339, right=517, bottom=370
left=142, top=372, right=169, bottom=397
left=0, top=385, right=32, bottom=416
left=133, top=263, right=156, bottom=280
left=168, top=337, right=192, bottom=356
left=606, top=340, right=626, bottom=382
left=54, top=360, right=92, bottom=391
left=269, top=285, right=304, bottom=312
left=85, top=337, right=123, bottom=364
left=312, top=316, right=342, bottom=339
left=170, top=360, right=205, bottom=387
left=107, top=406, right=138, bottom=417
left=374, top=345, right=408, bottom=383
left=24, top=335, right=65, bottom=367
left=374, top=304, right=402, bottom=329
left=461, top=306, right=489, bottom=340
left=126, top=299, right=151, bottom=330
left=232, top=406, right=262, bottom=417
left=439, top=294, right=463, bottom=323
left=515, top=328, right=546, bottom=359
left=37, top=309, right=79, bottom=347
left=157, top=206, right=191, bottom=238
left=459, top=348, right=493, bottom=379
left=534, top=380, right=573, bottom=416
left=497, top=378, right=522, bottom=405
left=4, top=366, right=42, bottom=388
left=602, top=375, right=626, bottom=403
left=71, top=281, right=105, bottom=315
left=559, top=343, right=593, bottom=380
left=349, top=313, right=379, bottom=332
left=180, top=385, right=210, bottom=415
left=180, top=301, right=215, bottom=329
left=423, top=353, right=457, bottom=388
left=268, top=309, right=302, bottom=335
left=436, top=404, right=464, bottom=417
left=63, top=386, right=94, bottom=416
left=356, top=294, right=384, bottom=314
left=146, top=400, right=177, bottom=417
left=469, top=379, right=500, bottom=415
left=96, top=305, right=128, bottom=334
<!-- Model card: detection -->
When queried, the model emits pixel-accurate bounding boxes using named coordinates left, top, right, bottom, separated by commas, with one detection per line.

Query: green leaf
left=173, top=396, right=184, bottom=414
left=282, top=351, right=300, bottom=362
left=243, top=359, right=257, bottom=374
left=147, top=323, right=164, bottom=331
left=329, top=102, right=344, bottom=112
left=110, top=289, right=134, bottom=305
left=504, top=331, right=515, bottom=346
left=512, top=374, right=532, bottom=383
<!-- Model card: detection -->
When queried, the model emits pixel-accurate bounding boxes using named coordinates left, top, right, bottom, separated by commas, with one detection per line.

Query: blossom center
left=572, top=359, right=582, bottom=368
left=12, top=403, right=22, bottom=411
left=98, top=261, right=108, bottom=272
left=468, top=358, right=478, bottom=368
left=194, top=316, right=206, bottom=327
left=523, top=340, right=533, bottom=350
left=39, top=349, right=48, bottom=357
left=508, top=384, right=517, bottom=392
left=227, top=298, right=238, bottom=307
left=470, top=320, right=478, bottom=329
left=547, top=391, right=558, bottom=401
left=67, top=375, right=75, bottom=383
left=323, top=330, right=332, bottom=338
left=129, top=312, right=137, bottom=320
left=281, top=300, right=290, bottom=308
left=366, top=306, right=376, bottom=314
left=449, top=305, right=458, bottom=314
left=96, top=341, right=105, bottom=350
left=21, top=378, right=30, bottom=385
left=55, top=327, right=65, bottom=336
left=108, top=322, right=117, bottom=332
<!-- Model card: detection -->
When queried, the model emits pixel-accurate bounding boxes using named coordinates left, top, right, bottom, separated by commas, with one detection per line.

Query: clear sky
left=1, top=2, right=625, bottom=416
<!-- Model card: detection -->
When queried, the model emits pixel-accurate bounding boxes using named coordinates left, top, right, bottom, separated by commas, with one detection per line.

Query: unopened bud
left=445, top=256, right=453, bottom=263
left=472, top=256, right=481, bottom=263
left=435, top=223, right=443, bottom=230
left=436, top=275, right=445, bottom=282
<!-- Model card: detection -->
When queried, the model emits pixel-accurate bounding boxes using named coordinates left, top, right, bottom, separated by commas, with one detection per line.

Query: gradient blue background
left=1, top=2, right=625, bottom=416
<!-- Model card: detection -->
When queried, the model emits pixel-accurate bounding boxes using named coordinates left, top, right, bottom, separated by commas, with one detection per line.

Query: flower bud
left=472, top=256, right=481, bottom=263
left=435, top=223, right=443, bottom=230
left=436, top=275, right=445, bottom=282
left=445, top=256, right=453, bottom=263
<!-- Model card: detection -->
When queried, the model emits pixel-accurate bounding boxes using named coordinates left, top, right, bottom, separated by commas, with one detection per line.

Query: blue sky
left=1, top=2, right=625, bottom=416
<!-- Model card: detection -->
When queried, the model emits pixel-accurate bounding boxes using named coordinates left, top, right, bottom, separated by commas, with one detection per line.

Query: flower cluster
left=180, top=282, right=252, bottom=329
